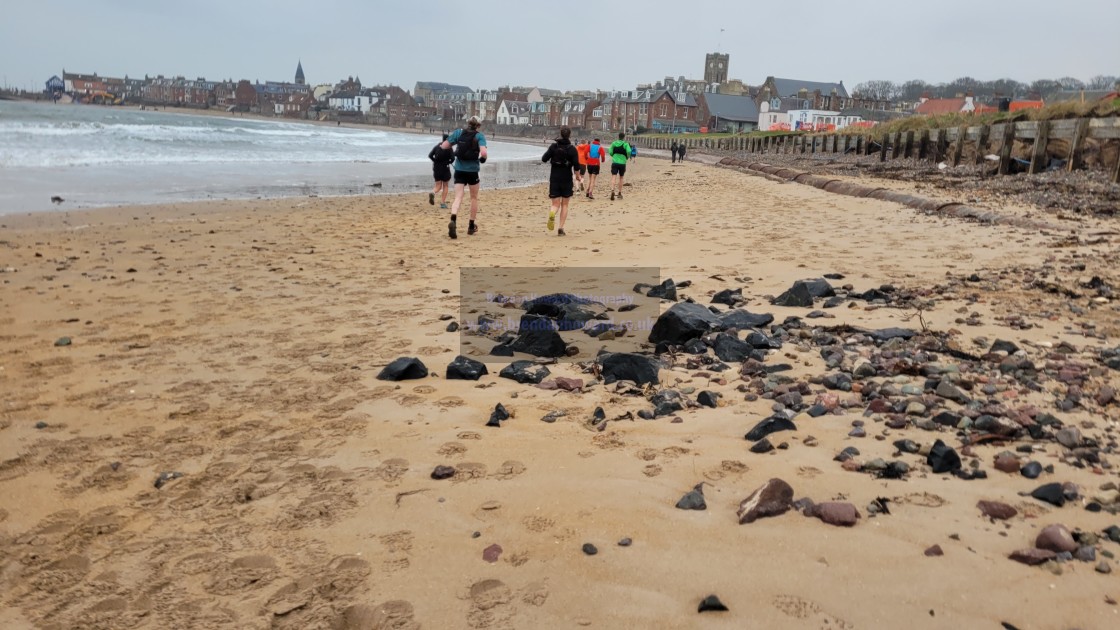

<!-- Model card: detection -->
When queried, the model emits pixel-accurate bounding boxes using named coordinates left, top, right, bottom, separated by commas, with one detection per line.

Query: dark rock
left=927, top=440, right=962, bottom=474
left=1031, top=483, right=1066, bottom=507
left=798, top=278, right=835, bottom=298
left=924, top=545, right=944, bottom=557
left=990, top=339, right=1020, bottom=355
left=750, top=439, right=774, bottom=454
left=522, top=293, right=606, bottom=330
left=935, top=381, right=970, bottom=404
left=823, top=296, right=844, bottom=308
left=1103, top=525, right=1120, bottom=543
left=431, top=465, right=456, bottom=480
left=54, top=336, right=72, bottom=347
left=807, top=502, right=860, bottom=526
left=483, top=544, right=502, bottom=563
left=593, top=407, right=606, bottom=421
left=745, top=415, right=797, bottom=442
left=486, top=403, right=510, bottom=428
left=581, top=543, right=598, bottom=556
left=1020, top=461, right=1043, bottom=479
left=823, top=273, right=845, bottom=280
left=718, top=309, right=774, bottom=331
left=893, top=439, right=920, bottom=454
left=499, top=360, right=551, bottom=384
left=446, top=355, right=489, bottom=381
left=697, top=390, right=720, bottom=408
left=834, top=446, right=860, bottom=462
left=446, top=321, right=460, bottom=332
left=1009, top=548, right=1057, bottom=566
left=712, top=333, right=758, bottom=363
left=34, top=421, right=48, bottom=429
left=489, top=343, right=514, bottom=357
left=977, top=500, right=1017, bottom=520
left=618, top=537, right=632, bottom=547
left=737, top=478, right=794, bottom=524
left=507, top=328, right=568, bottom=357
left=599, top=352, right=661, bottom=386
left=806, top=404, right=828, bottom=418
left=1055, top=427, right=1081, bottom=449
left=649, top=302, right=721, bottom=345
left=697, top=595, right=729, bottom=613
left=745, top=331, right=781, bottom=349
left=1076, top=546, right=1096, bottom=562
left=377, top=357, right=429, bottom=381
left=1036, top=524, right=1078, bottom=553
left=822, top=373, right=853, bottom=391
left=675, top=483, right=707, bottom=510
left=993, top=453, right=1020, bottom=473
left=683, top=338, right=708, bottom=354
left=867, top=328, right=918, bottom=342
left=771, top=282, right=814, bottom=308
left=647, top=279, right=678, bottom=301
left=650, top=390, right=684, bottom=417
left=540, top=410, right=566, bottom=423
left=878, top=461, right=910, bottom=479
left=154, top=471, right=184, bottom=489
left=848, top=427, right=866, bottom=438
left=711, top=288, right=742, bottom=306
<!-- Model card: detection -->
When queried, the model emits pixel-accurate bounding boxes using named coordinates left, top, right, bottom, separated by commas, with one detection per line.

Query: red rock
left=482, top=544, right=502, bottom=563
left=1009, top=548, right=1057, bottom=565
left=807, top=502, right=860, bottom=527
left=977, top=500, right=1017, bottom=520
left=841, top=460, right=862, bottom=472
left=737, top=478, right=794, bottom=524
left=867, top=399, right=891, bottom=414
left=993, top=454, right=1020, bottom=473
left=924, top=544, right=944, bottom=557
left=1035, top=524, right=1077, bottom=553
left=554, top=377, right=584, bottom=392
left=536, top=380, right=559, bottom=390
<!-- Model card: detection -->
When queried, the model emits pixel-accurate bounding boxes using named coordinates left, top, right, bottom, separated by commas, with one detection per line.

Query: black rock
left=499, top=360, right=551, bottom=384
left=711, top=288, right=742, bottom=306
left=718, top=309, right=774, bottom=331
left=823, top=273, right=845, bottom=280
left=431, top=465, right=456, bottom=480
left=618, top=537, right=633, bottom=547
left=867, top=327, right=918, bottom=342
left=878, top=461, right=910, bottom=479
left=446, top=321, right=460, bottom=332
left=745, top=331, right=782, bottom=349
left=1031, top=482, right=1066, bottom=507
left=523, top=293, right=606, bottom=331
left=852, top=288, right=892, bottom=302
left=507, top=329, right=568, bottom=357
left=486, top=403, right=510, bottom=427
left=581, top=543, right=599, bottom=556
left=893, top=439, right=920, bottom=454
left=584, top=322, right=614, bottom=337
left=651, top=390, right=684, bottom=417
left=676, top=484, right=707, bottom=510
left=745, top=415, right=797, bottom=442
left=593, top=406, right=606, bottom=421
left=750, top=438, right=774, bottom=454
left=647, top=278, right=678, bottom=301
left=684, top=338, right=708, bottom=354
left=823, top=296, right=844, bottom=308
left=648, top=302, right=721, bottom=345
left=446, top=355, right=489, bottom=381
left=927, top=439, right=962, bottom=474
left=712, top=333, right=758, bottom=362
left=799, top=278, right=836, bottom=298
left=1020, top=461, right=1043, bottom=479
left=698, top=595, right=729, bottom=613
left=489, top=343, right=514, bottom=357
left=377, top=357, right=429, bottom=381
left=834, top=446, right=860, bottom=462
left=771, top=282, right=814, bottom=308
left=34, top=421, right=48, bottom=429
left=990, top=339, right=1020, bottom=355
left=806, top=404, right=828, bottom=418
left=822, top=373, right=853, bottom=391
left=1103, top=525, right=1120, bottom=543
left=932, top=411, right=961, bottom=427
left=154, top=471, right=184, bottom=489
left=697, top=390, right=720, bottom=408
left=599, top=352, right=661, bottom=386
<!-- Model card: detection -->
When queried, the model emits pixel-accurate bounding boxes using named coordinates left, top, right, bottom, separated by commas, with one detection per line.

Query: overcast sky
left=2, top=0, right=1117, bottom=93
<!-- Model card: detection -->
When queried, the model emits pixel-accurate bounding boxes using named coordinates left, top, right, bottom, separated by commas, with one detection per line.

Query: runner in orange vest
left=583, top=138, right=607, bottom=200
left=574, top=139, right=589, bottom=192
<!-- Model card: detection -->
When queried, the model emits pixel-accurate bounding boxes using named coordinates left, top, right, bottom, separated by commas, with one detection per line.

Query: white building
left=785, top=109, right=864, bottom=131
left=496, top=100, right=531, bottom=125
left=327, top=91, right=381, bottom=114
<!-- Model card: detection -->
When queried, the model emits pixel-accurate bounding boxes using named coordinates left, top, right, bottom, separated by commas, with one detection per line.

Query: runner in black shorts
left=428, top=133, right=454, bottom=208
left=441, top=116, right=488, bottom=238
left=542, top=126, right=579, bottom=236
left=608, top=133, right=630, bottom=201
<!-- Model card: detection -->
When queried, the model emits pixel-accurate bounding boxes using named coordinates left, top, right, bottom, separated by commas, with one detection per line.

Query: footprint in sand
left=522, top=516, right=554, bottom=533
left=797, top=466, right=823, bottom=479
left=704, top=459, right=750, bottom=481
left=334, top=601, right=419, bottom=630
left=375, top=458, right=409, bottom=484
left=466, top=579, right=516, bottom=629
left=438, top=442, right=467, bottom=458
left=457, top=431, right=482, bottom=440
left=453, top=463, right=488, bottom=482
left=643, top=464, right=663, bottom=477
left=894, top=492, right=947, bottom=508
left=491, top=460, right=526, bottom=480
left=772, top=594, right=854, bottom=629
left=204, top=554, right=278, bottom=595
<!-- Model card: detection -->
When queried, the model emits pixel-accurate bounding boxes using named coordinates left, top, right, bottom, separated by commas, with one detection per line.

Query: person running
left=609, top=132, right=630, bottom=201
left=678, top=141, right=687, bottom=162
left=630, top=144, right=638, bottom=161
left=542, top=126, right=579, bottom=236
left=428, top=133, right=454, bottom=209
left=585, top=138, right=606, bottom=199
left=574, top=139, right=589, bottom=192
left=670, top=140, right=679, bottom=163
left=440, top=116, right=488, bottom=239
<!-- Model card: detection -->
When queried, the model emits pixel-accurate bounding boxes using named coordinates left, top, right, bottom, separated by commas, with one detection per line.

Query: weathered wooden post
left=952, top=125, right=967, bottom=167
left=879, top=133, right=889, bottom=162
left=1028, top=120, right=1051, bottom=175
left=997, top=123, right=1016, bottom=176
left=974, top=125, right=991, bottom=165
left=904, top=130, right=915, bottom=159
left=918, top=130, right=930, bottom=160
left=1068, top=118, right=1089, bottom=172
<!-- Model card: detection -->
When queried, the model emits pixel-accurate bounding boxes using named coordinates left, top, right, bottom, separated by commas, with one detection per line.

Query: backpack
left=551, top=143, right=572, bottom=167
left=455, top=129, right=480, bottom=161
left=612, top=142, right=627, bottom=158
left=588, top=144, right=601, bottom=160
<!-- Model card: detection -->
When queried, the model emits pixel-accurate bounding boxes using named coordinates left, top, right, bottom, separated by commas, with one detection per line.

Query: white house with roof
left=497, top=100, right=531, bottom=125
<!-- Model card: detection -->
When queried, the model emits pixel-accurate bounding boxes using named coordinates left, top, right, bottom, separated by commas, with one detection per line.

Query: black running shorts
left=453, top=170, right=480, bottom=186
left=434, top=165, right=451, bottom=182
left=610, top=163, right=626, bottom=177
left=587, top=165, right=600, bottom=175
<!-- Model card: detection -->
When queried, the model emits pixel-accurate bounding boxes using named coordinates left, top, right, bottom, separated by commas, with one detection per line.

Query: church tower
left=704, top=53, right=728, bottom=85
left=295, top=60, right=305, bottom=85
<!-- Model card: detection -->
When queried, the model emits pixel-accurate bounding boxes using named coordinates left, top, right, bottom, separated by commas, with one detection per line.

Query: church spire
left=295, top=60, right=305, bottom=85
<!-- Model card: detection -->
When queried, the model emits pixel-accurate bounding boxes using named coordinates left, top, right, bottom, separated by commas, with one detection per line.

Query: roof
left=537, top=88, right=563, bottom=97
left=1044, top=89, right=1118, bottom=103
left=503, top=101, right=531, bottom=115
left=416, top=81, right=472, bottom=93
left=701, top=93, right=759, bottom=122
left=769, top=77, right=849, bottom=99
left=914, top=98, right=965, bottom=115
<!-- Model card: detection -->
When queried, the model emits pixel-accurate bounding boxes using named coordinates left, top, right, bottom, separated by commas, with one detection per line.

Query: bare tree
left=1057, top=76, right=1086, bottom=90
left=1029, top=79, right=1061, bottom=97
left=853, top=80, right=897, bottom=101
left=1087, top=75, right=1119, bottom=90
left=898, top=79, right=932, bottom=102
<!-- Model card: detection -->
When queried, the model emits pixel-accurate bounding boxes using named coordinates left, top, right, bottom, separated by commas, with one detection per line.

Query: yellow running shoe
left=547, top=211, right=556, bottom=231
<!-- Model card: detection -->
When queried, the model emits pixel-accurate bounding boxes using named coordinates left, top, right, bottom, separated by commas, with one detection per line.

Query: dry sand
left=1, top=158, right=1119, bottom=629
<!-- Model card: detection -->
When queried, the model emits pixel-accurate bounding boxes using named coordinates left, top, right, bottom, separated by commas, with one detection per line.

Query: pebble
left=1097, top=560, right=1112, bottom=574
left=618, top=537, right=632, bottom=547
left=54, top=337, right=71, bottom=347
left=483, top=544, right=502, bottom=563
left=1035, top=524, right=1078, bottom=553
left=697, top=595, right=729, bottom=613
left=977, top=500, right=1017, bottom=520
left=431, top=465, right=456, bottom=480
left=582, top=543, right=598, bottom=556
left=34, top=421, right=48, bottom=429
left=924, top=544, right=944, bottom=557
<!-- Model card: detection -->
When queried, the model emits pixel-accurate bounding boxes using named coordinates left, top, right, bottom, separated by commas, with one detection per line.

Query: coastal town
left=28, top=54, right=1120, bottom=135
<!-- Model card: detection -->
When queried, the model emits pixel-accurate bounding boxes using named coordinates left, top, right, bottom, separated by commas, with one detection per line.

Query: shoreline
left=2, top=113, right=1120, bottom=629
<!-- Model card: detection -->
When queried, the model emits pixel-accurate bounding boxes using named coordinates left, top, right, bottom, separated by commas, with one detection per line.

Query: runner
left=585, top=138, right=606, bottom=199
left=678, top=141, right=687, bottom=162
left=671, top=140, right=679, bottom=163
left=542, top=126, right=579, bottom=236
left=428, top=133, right=454, bottom=209
left=440, top=116, right=488, bottom=239
left=608, top=133, right=630, bottom=201
left=574, top=139, right=589, bottom=192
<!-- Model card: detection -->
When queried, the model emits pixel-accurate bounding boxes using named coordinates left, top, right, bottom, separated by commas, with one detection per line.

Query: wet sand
left=1, top=158, right=1119, bottom=629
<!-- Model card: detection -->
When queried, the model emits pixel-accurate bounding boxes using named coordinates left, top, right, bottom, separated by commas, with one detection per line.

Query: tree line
left=852, top=76, right=1119, bottom=102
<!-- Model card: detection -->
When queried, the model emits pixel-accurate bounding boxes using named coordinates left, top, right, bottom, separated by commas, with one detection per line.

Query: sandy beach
left=2, top=158, right=1119, bottom=629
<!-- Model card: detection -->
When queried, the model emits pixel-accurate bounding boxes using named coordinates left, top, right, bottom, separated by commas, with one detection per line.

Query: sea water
left=0, top=101, right=547, bottom=214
